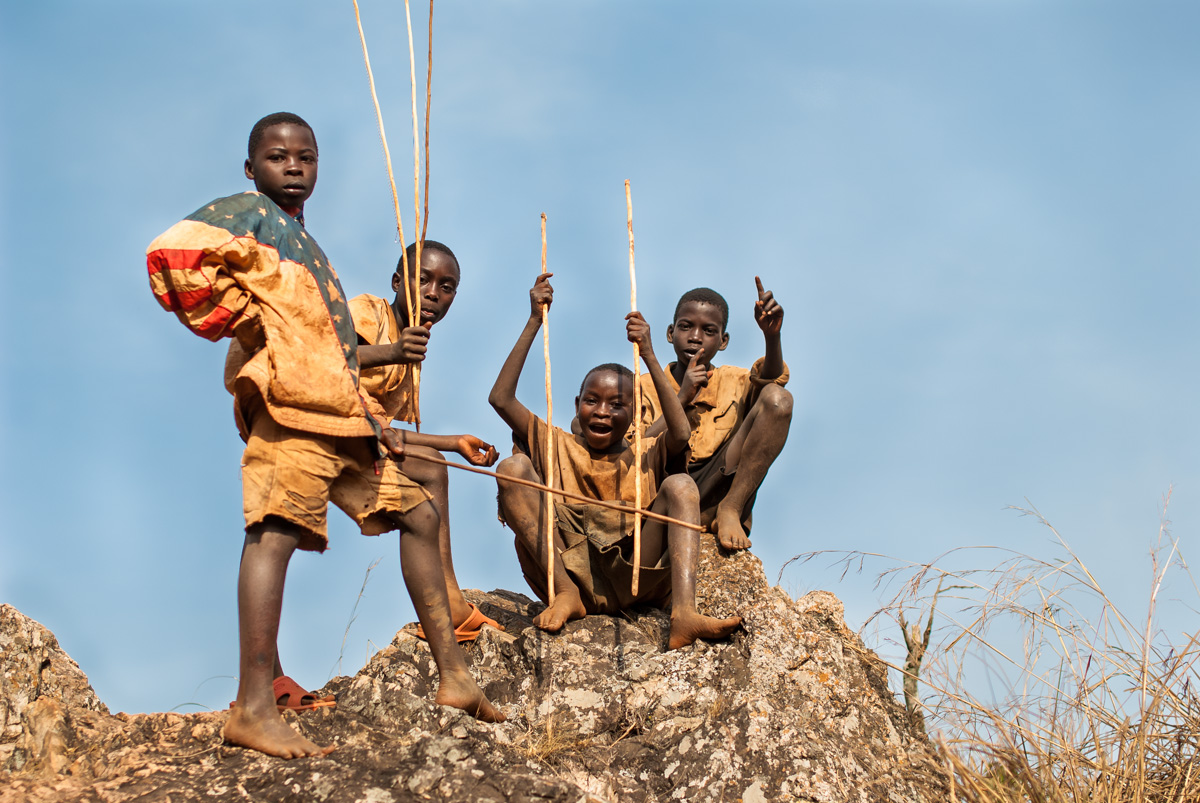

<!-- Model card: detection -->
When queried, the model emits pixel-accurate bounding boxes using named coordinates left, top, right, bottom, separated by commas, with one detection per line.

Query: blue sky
left=2, top=2, right=1198, bottom=716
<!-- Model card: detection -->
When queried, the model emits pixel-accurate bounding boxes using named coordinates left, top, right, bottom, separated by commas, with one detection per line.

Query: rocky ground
left=1, top=537, right=948, bottom=802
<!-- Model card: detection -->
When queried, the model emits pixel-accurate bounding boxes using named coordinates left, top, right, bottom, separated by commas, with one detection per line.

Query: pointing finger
left=755, top=275, right=765, bottom=298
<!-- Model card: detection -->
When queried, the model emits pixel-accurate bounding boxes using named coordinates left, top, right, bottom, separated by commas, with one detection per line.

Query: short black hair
left=674, top=287, right=729, bottom=330
left=248, top=112, right=317, bottom=160
left=578, top=363, right=635, bottom=397
left=395, top=240, right=461, bottom=276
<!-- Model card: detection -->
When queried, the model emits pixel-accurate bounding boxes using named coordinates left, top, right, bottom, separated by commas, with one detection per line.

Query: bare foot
left=224, top=703, right=335, bottom=758
left=668, top=609, right=742, bottom=650
left=714, top=505, right=751, bottom=551
left=532, top=591, right=587, bottom=633
left=435, top=669, right=506, bottom=723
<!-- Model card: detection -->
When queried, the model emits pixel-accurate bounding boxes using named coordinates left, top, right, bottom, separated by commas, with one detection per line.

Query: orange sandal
left=273, top=675, right=336, bottom=711
left=229, top=675, right=336, bottom=711
left=414, top=602, right=503, bottom=644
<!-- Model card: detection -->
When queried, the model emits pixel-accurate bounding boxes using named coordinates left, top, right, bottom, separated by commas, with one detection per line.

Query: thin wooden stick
left=352, top=0, right=415, bottom=338
left=626, top=179, right=641, bottom=597
left=404, top=0, right=423, bottom=428
left=395, top=450, right=703, bottom=532
left=541, top=213, right=555, bottom=604
left=421, top=0, right=433, bottom=244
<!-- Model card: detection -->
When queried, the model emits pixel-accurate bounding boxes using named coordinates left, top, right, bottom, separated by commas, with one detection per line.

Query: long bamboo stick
left=404, top=0, right=423, bottom=428
left=352, top=0, right=415, bottom=345
left=626, top=179, right=641, bottom=597
left=394, top=450, right=703, bottom=532
left=421, top=0, right=433, bottom=244
left=541, top=213, right=555, bottom=604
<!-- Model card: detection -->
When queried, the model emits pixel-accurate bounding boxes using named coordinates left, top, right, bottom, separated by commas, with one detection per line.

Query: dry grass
left=788, top=489, right=1200, bottom=803
left=515, top=711, right=596, bottom=764
left=329, top=556, right=383, bottom=681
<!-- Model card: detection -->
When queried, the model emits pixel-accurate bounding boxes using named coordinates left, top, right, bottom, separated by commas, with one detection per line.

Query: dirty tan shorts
left=241, top=405, right=432, bottom=552
left=514, top=501, right=672, bottom=614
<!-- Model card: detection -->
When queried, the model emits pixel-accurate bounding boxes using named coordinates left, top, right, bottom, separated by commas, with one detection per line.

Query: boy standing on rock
left=146, top=112, right=501, bottom=759
left=637, top=281, right=792, bottom=552
left=489, top=273, right=741, bottom=649
left=350, top=240, right=505, bottom=643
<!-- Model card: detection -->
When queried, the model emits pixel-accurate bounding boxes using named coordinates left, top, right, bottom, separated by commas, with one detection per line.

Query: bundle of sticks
left=353, top=0, right=434, bottom=428
left=353, top=4, right=674, bottom=599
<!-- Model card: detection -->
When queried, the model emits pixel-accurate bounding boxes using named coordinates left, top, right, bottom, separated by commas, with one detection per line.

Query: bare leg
left=393, top=499, right=504, bottom=722
left=224, top=521, right=334, bottom=758
left=496, top=455, right=587, bottom=632
left=649, top=476, right=743, bottom=650
left=714, top=384, right=793, bottom=551
left=395, top=446, right=501, bottom=630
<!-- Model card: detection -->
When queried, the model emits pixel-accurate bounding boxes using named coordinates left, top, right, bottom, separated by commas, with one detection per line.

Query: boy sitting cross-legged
left=489, top=273, right=742, bottom=650
left=146, top=113, right=501, bottom=759
left=637, top=279, right=792, bottom=552
left=350, top=240, right=505, bottom=642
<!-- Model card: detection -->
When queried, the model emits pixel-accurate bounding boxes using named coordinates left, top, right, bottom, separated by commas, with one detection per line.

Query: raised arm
left=754, top=275, right=785, bottom=381
left=627, top=311, right=689, bottom=455
left=488, top=273, right=554, bottom=437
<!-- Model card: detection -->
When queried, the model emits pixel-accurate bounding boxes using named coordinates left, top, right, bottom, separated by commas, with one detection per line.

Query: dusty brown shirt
left=349, top=294, right=418, bottom=424
left=523, top=415, right=669, bottom=509
left=636, top=358, right=789, bottom=463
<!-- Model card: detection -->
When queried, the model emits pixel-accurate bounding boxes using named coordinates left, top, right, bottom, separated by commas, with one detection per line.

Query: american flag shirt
left=147, top=192, right=386, bottom=443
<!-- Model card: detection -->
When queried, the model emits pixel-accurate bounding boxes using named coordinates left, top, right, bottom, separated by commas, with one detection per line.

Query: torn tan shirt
left=349, top=294, right=418, bottom=424
left=636, top=358, right=789, bottom=463
left=523, top=415, right=669, bottom=512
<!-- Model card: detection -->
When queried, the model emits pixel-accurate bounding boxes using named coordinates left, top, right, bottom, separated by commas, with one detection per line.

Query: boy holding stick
left=489, top=274, right=742, bottom=649
left=351, top=239, right=504, bottom=642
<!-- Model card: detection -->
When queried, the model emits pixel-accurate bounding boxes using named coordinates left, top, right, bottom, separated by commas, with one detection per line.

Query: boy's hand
left=754, top=276, right=784, bottom=336
left=455, top=434, right=498, bottom=467
left=530, top=273, right=554, bottom=318
left=397, top=323, right=432, bottom=363
left=677, top=352, right=711, bottom=405
left=626, top=311, right=654, bottom=358
left=380, top=427, right=406, bottom=457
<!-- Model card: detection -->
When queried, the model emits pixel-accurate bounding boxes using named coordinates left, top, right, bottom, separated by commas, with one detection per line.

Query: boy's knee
left=660, top=473, right=699, bottom=503
left=759, top=384, right=793, bottom=420
left=403, top=445, right=447, bottom=484
left=397, top=499, right=440, bottom=536
left=497, top=454, right=536, bottom=479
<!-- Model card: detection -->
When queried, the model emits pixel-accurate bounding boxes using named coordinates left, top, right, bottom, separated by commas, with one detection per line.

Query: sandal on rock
left=229, top=675, right=336, bottom=711
left=273, top=675, right=336, bottom=711
left=414, top=602, right=503, bottom=644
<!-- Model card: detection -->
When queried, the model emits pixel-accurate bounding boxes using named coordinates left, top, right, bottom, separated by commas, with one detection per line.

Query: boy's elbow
left=667, top=426, right=690, bottom=447
left=666, top=436, right=689, bottom=456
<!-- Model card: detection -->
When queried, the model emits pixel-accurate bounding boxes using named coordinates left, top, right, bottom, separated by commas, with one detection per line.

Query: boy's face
left=244, top=123, right=318, bottom=210
left=667, top=301, right=729, bottom=368
left=575, top=371, right=633, bottom=453
left=392, top=249, right=460, bottom=326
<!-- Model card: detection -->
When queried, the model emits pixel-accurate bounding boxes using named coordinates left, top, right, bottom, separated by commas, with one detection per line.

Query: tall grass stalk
left=328, top=556, right=383, bottom=681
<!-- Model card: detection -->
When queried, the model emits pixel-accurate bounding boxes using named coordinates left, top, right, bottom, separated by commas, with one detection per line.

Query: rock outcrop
left=0, top=539, right=947, bottom=802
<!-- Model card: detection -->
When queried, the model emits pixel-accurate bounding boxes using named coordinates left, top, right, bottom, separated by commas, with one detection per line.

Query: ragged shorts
left=241, top=402, right=431, bottom=552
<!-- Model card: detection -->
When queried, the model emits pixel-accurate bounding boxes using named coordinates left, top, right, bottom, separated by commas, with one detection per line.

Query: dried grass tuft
left=787, top=488, right=1200, bottom=803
